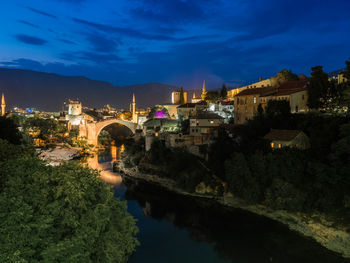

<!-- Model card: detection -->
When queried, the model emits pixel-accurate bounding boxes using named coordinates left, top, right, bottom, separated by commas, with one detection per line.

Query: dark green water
left=94, top=148, right=349, bottom=263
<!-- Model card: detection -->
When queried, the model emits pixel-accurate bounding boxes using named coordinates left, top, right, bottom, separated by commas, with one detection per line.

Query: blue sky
left=0, top=0, right=349, bottom=89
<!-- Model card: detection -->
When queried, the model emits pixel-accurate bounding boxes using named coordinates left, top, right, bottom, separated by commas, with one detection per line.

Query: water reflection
left=87, top=147, right=349, bottom=263
left=124, top=179, right=349, bottom=263
left=86, top=144, right=124, bottom=185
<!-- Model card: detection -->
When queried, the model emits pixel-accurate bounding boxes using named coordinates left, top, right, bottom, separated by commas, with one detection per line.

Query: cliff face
left=117, top=159, right=350, bottom=259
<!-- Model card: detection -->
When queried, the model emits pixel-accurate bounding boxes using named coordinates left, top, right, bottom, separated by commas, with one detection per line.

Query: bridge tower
left=1, top=93, right=5, bottom=116
left=132, top=93, right=137, bottom=123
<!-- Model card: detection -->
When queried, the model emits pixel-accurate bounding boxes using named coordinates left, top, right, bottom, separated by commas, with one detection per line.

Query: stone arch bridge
left=81, top=118, right=137, bottom=146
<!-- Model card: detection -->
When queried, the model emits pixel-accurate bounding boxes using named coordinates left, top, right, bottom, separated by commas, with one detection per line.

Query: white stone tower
left=132, top=93, right=137, bottom=123
left=1, top=93, right=5, bottom=116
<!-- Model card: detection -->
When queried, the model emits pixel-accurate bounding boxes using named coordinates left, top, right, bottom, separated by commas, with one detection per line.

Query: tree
left=265, top=100, right=291, bottom=118
left=340, top=58, right=350, bottom=111
left=257, top=103, right=264, bottom=117
left=147, top=106, right=170, bottom=119
left=98, top=130, right=112, bottom=145
left=0, top=116, right=22, bottom=145
left=220, top=83, right=227, bottom=98
left=275, top=69, right=299, bottom=84
left=0, top=142, right=139, bottom=262
left=205, top=91, right=219, bottom=102
left=179, top=86, right=185, bottom=105
left=343, top=58, right=350, bottom=80
left=306, top=66, right=329, bottom=109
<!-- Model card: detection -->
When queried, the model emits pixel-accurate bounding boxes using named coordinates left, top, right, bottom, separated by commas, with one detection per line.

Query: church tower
left=201, top=80, right=207, bottom=101
left=132, top=93, right=137, bottom=123
left=1, top=93, right=5, bottom=116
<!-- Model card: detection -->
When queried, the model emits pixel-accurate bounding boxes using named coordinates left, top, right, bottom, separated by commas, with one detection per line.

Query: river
left=88, top=146, right=349, bottom=263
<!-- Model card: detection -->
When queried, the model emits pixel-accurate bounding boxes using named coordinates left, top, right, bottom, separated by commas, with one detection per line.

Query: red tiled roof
left=235, top=88, right=265, bottom=96
left=236, top=80, right=308, bottom=97
left=264, top=129, right=303, bottom=141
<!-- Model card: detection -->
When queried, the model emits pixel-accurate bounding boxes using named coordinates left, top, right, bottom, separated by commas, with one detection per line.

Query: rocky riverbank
left=38, top=146, right=83, bottom=166
left=115, top=160, right=350, bottom=259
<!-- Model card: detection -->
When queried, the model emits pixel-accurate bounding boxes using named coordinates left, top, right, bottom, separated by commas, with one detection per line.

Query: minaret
left=1, top=93, right=5, bottom=116
left=132, top=93, right=137, bottom=123
left=201, top=80, right=207, bottom=101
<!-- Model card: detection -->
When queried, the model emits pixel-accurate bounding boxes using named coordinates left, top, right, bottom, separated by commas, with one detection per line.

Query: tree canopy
left=0, top=139, right=138, bottom=262
left=275, top=69, right=299, bottom=84
left=307, top=66, right=329, bottom=109
left=220, top=83, right=227, bottom=98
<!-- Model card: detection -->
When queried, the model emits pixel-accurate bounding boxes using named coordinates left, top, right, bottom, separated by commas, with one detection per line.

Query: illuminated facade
left=227, top=77, right=279, bottom=100
left=264, top=129, right=310, bottom=150
left=171, top=90, right=188, bottom=104
left=1, top=93, right=5, bottom=116
left=234, top=80, right=309, bottom=124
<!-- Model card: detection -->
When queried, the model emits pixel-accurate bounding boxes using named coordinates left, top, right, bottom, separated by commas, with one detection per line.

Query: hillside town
left=2, top=63, right=349, bottom=159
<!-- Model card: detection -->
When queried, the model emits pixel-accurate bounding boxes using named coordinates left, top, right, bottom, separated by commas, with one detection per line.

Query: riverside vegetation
left=0, top=117, right=139, bottom=262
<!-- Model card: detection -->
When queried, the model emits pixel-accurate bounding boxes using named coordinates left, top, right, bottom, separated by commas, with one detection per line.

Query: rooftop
left=264, top=129, right=304, bottom=141
left=190, top=111, right=224, bottom=119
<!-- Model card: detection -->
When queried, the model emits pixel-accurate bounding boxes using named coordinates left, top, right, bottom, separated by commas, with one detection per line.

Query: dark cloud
left=26, top=7, right=57, bottom=19
left=130, top=0, right=213, bottom=24
left=72, top=17, right=175, bottom=40
left=57, top=0, right=86, bottom=3
left=85, top=32, right=119, bottom=53
left=57, top=38, right=76, bottom=45
left=17, top=20, right=40, bottom=29
left=60, top=51, right=121, bottom=64
left=14, top=34, right=47, bottom=45
left=73, top=17, right=215, bottom=42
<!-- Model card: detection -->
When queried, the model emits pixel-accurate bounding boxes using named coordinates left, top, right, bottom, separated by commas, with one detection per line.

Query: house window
left=210, top=120, right=214, bottom=124
left=270, top=142, right=274, bottom=148
left=278, top=144, right=281, bottom=148
left=253, top=97, right=256, bottom=104
left=302, top=95, right=305, bottom=100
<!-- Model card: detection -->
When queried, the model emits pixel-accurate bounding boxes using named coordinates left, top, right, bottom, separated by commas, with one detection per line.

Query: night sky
left=0, top=0, right=349, bottom=89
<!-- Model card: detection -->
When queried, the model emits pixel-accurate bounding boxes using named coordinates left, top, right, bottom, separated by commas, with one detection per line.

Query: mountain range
left=0, top=68, right=179, bottom=111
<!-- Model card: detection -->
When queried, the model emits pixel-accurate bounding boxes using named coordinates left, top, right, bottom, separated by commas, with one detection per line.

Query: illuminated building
left=1, top=93, right=5, bottom=116
left=264, top=129, right=310, bottom=149
left=191, top=92, right=202, bottom=103
left=234, top=80, right=309, bottom=124
left=201, top=80, right=207, bottom=101
left=171, top=89, right=187, bottom=104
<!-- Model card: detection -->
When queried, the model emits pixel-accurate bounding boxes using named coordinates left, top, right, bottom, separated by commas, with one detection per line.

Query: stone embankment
left=38, top=146, right=82, bottom=166
left=116, top=160, right=350, bottom=259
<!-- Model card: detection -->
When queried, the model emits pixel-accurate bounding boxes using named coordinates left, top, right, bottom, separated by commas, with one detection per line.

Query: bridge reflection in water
left=87, top=144, right=125, bottom=185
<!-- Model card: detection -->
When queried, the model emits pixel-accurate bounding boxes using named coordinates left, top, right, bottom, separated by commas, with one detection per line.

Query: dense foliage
left=124, top=138, right=221, bottom=193
left=98, top=130, right=113, bottom=146
left=208, top=108, right=350, bottom=218
left=0, top=116, right=22, bottom=145
left=0, top=138, right=138, bottom=262
left=307, top=59, right=350, bottom=112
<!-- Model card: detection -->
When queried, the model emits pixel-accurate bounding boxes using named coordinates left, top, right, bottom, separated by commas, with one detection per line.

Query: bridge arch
left=86, top=119, right=137, bottom=146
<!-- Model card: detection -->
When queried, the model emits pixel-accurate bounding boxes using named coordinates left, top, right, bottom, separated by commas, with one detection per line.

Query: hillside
left=0, top=68, right=178, bottom=111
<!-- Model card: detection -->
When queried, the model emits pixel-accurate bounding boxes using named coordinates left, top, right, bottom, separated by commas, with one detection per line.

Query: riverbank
left=116, top=159, right=350, bottom=259
left=38, top=146, right=85, bottom=165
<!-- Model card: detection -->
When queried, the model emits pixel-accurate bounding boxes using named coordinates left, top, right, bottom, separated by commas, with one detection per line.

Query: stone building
left=234, top=80, right=308, bottom=124
left=171, top=89, right=187, bottom=104
left=264, top=129, right=310, bottom=150
left=227, top=77, right=279, bottom=100
left=189, top=112, right=224, bottom=144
